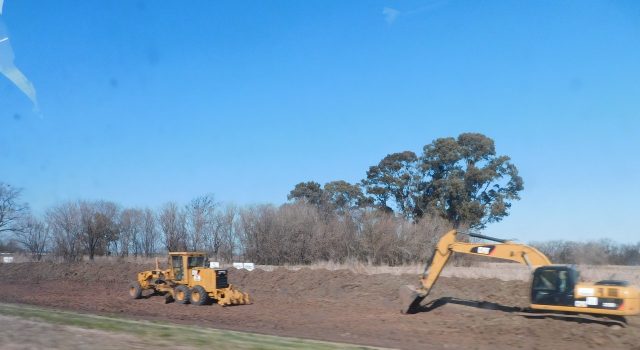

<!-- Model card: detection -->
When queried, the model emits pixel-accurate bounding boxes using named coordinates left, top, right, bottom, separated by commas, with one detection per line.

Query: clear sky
left=1, top=1, right=639, bottom=242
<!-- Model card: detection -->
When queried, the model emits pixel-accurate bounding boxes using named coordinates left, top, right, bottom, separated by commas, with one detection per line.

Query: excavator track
left=515, top=310, right=627, bottom=328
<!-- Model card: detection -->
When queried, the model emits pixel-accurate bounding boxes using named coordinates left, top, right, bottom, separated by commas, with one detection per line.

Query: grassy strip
left=0, top=303, right=381, bottom=350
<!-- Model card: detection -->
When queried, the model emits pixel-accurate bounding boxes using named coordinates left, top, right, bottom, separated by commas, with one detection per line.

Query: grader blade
left=216, top=286, right=251, bottom=306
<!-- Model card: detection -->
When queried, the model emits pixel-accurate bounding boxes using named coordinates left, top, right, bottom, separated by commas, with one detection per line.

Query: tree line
left=0, top=182, right=451, bottom=265
left=1, top=133, right=638, bottom=265
left=0, top=188, right=240, bottom=262
left=1, top=186, right=637, bottom=266
left=532, top=240, right=640, bottom=266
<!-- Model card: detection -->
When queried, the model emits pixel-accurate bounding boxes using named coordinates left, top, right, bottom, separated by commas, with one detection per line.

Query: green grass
left=0, top=303, right=383, bottom=350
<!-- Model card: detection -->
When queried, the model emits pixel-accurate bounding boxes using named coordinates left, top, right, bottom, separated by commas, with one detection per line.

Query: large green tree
left=288, top=180, right=365, bottom=212
left=416, top=133, right=523, bottom=228
left=362, top=151, right=418, bottom=215
left=362, top=133, right=523, bottom=228
left=324, top=180, right=367, bottom=212
left=287, top=181, right=324, bottom=206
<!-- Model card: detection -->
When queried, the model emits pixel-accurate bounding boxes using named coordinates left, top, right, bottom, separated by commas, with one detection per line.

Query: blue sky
left=1, top=1, right=639, bottom=242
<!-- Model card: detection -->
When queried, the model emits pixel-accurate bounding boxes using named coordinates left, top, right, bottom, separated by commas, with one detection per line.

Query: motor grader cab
left=400, top=230, right=640, bottom=322
left=166, top=252, right=207, bottom=282
left=128, top=252, right=250, bottom=306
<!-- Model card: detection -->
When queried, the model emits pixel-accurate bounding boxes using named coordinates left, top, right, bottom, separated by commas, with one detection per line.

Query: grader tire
left=190, top=285, right=210, bottom=305
left=174, top=285, right=191, bottom=304
left=129, top=281, right=143, bottom=299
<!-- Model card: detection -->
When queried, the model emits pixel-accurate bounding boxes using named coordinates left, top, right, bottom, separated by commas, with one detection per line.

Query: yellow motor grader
left=128, top=252, right=250, bottom=306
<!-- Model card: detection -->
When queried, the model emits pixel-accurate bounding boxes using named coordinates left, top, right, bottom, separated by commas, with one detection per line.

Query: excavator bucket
left=399, top=285, right=427, bottom=314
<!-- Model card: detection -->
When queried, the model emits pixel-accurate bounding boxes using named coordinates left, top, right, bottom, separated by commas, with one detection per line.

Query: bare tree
left=237, top=204, right=276, bottom=264
left=141, top=208, right=159, bottom=256
left=13, top=215, right=50, bottom=261
left=47, top=202, right=83, bottom=262
left=215, top=204, right=238, bottom=262
left=357, top=210, right=398, bottom=264
left=185, top=195, right=216, bottom=252
left=119, top=208, right=145, bottom=257
left=0, top=182, right=29, bottom=236
left=234, top=201, right=452, bottom=266
left=159, top=202, right=187, bottom=251
left=277, top=202, right=322, bottom=264
left=322, top=213, right=359, bottom=261
left=80, top=200, right=119, bottom=260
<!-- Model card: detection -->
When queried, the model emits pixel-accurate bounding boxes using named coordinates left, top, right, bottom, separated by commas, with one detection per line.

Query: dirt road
left=0, top=262, right=637, bottom=349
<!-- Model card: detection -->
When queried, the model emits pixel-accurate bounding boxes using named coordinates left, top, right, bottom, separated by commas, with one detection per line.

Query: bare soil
left=0, top=262, right=638, bottom=350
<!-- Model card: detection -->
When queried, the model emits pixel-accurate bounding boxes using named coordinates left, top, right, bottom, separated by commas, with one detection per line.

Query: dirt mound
left=231, top=267, right=529, bottom=308
left=1, top=262, right=529, bottom=308
left=0, top=261, right=155, bottom=283
left=1, top=262, right=637, bottom=350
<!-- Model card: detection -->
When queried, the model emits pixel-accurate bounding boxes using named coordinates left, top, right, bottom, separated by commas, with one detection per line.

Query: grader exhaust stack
left=129, top=252, right=250, bottom=306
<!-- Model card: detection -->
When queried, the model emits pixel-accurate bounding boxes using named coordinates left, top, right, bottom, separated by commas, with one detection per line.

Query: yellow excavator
left=400, top=230, right=640, bottom=322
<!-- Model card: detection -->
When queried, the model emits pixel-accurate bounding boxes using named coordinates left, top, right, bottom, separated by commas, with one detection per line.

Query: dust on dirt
left=0, top=262, right=637, bottom=350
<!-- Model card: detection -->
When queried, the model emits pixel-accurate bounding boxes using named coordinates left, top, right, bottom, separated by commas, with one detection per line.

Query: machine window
left=534, top=269, right=557, bottom=290
left=188, top=256, right=206, bottom=268
left=172, top=255, right=184, bottom=280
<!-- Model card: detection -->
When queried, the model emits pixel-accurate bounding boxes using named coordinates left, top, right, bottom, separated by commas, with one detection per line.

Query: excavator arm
left=400, top=229, right=552, bottom=314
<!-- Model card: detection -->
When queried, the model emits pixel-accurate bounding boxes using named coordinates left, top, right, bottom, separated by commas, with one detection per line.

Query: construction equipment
left=128, top=252, right=250, bottom=306
left=400, top=230, right=640, bottom=321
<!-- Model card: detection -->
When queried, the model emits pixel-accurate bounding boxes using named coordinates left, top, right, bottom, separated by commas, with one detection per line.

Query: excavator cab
left=531, top=265, right=579, bottom=306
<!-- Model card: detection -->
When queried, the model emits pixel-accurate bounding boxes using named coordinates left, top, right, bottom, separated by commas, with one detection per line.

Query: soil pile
left=1, top=262, right=637, bottom=350
left=0, top=261, right=155, bottom=283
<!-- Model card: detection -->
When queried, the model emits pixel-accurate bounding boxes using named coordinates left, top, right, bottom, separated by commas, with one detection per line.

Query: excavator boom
left=401, top=229, right=552, bottom=314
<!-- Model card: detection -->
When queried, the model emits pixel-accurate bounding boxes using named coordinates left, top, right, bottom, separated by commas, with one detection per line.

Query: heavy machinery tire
left=129, top=281, right=143, bottom=299
left=190, top=285, right=210, bottom=305
left=174, top=285, right=191, bottom=304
